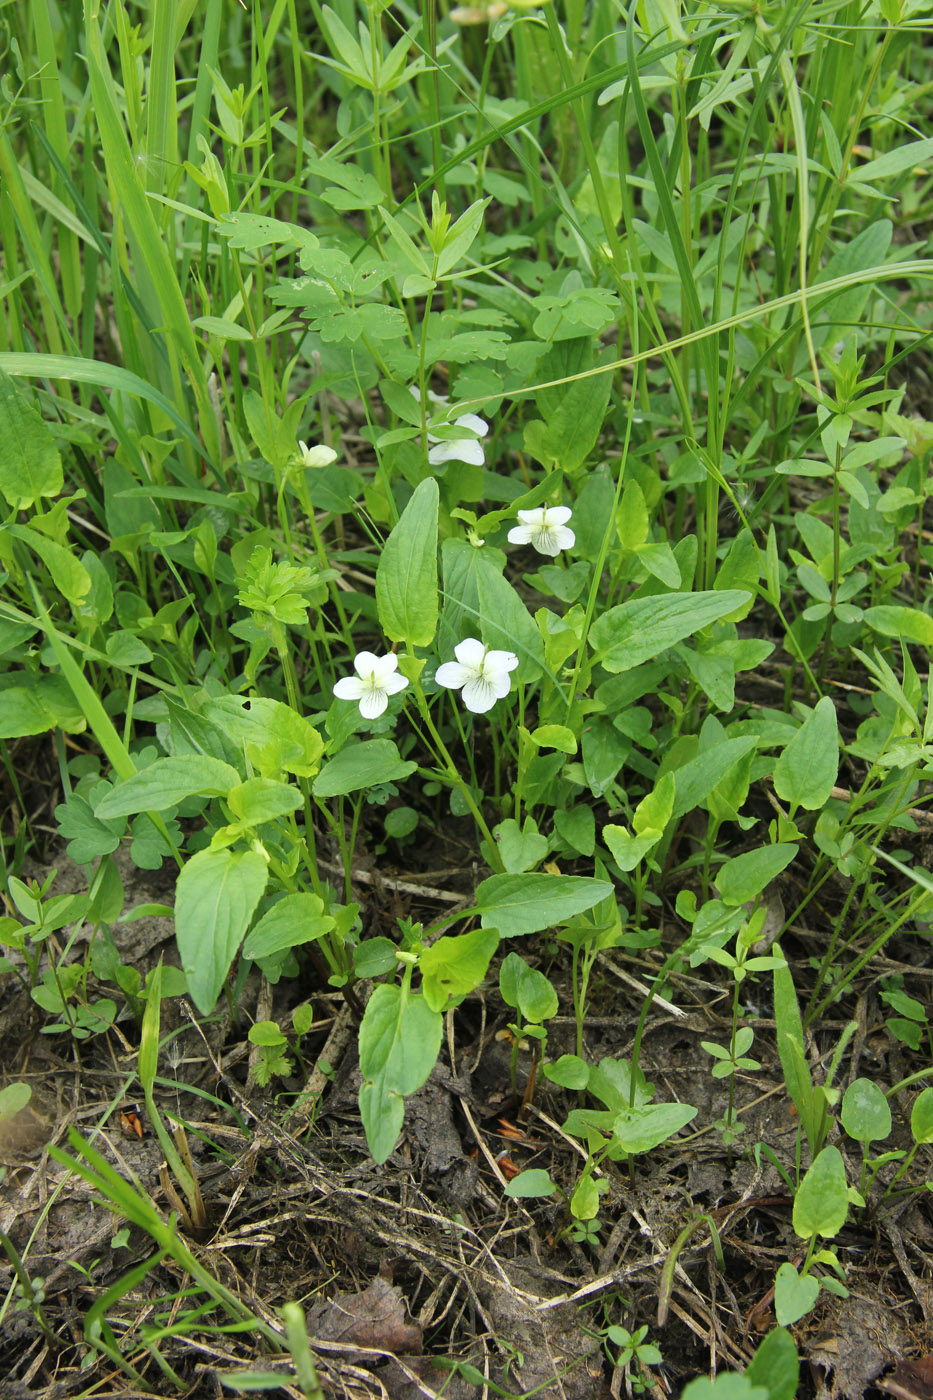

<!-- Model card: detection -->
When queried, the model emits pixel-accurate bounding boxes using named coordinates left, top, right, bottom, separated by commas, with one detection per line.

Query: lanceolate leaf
left=376, top=477, right=439, bottom=647
left=590, top=591, right=751, bottom=672
left=476, top=873, right=613, bottom=937
left=175, top=848, right=268, bottom=1013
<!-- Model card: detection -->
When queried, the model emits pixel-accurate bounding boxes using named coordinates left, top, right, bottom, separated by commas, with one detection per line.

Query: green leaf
left=95, top=755, right=240, bottom=818
left=602, top=825, right=660, bottom=872
left=522, top=357, right=612, bottom=473
left=746, top=1328, right=799, bottom=1400
left=0, top=675, right=86, bottom=738
left=376, top=477, right=439, bottom=647
left=772, top=697, right=839, bottom=812
left=226, top=778, right=303, bottom=826
left=570, top=1174, right=601, bottom=1220
left=773, top=957, right=820, bottom=1157
left=716, top=844, right=797, bottom=906
left=590, top=591, right=751, bottom=672
left=175, top=849, right=268, bottom=1013
left=359, top=985, right=443, bottom=1162
left=0, top=369, right=63, bottom=508
left=544, top=1054, right=590, bottom=1090
left=911, top=1087, right=933, bottom=1144
left=491, top=817, right=549, bottom=873
left=55, top=788, right=126, bottom=864
left=475, top=550, right=545, bottom=684
left=864, top=605, right=933, bottom=649
left=669, top=736, right=759, bottom=820
left=793, top=1146, right=849, bottom=1239
left=11, top=524, right=90, bottom=604
left=420, top=927, right=499, bottom=1012
left=530, top=724, right=577, bottom=754
left=313, top=739, right=417, bottom=798
left=852, top=136, right=933, bottom=184
left=504, top=1168, right=557, bottom=1199
left=610, top=1102, right=697, bottom=1154
left=0, top=1082, right=32, bottom=1122
left=841, top=1078, right=891, bottom=1145
left=554, top=805, right=595, bottom=856
left=243, top=894, right=336, bottom=959
left=476, top=873, right=613, bottom=937
left=499, top=952, right=558, bottom=1023
left=773, top=1264, right=820, bottom=1328
left=204, top=697, right=324, bottom=778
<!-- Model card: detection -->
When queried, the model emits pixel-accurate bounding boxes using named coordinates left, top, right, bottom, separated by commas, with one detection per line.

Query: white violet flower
left=435, top=638, right=519, bottom=714
left=298, top=440, right=337, bottom=469
left=333, top=651, right=408, bottom=719
left=507, top=505, right=575, bottom=557
left=411, top=387, right=489, bottom=467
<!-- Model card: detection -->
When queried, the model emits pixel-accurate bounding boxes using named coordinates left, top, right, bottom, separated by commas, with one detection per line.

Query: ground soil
left=1, top=772, right=932, bottom=1399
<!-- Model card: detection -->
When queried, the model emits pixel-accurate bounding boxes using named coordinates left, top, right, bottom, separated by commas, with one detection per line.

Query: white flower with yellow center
left=333, top=651, right=408, bottom=719
left=435, top=638, right=519, bottom=713
left=507, top=505, right=575, bottom=556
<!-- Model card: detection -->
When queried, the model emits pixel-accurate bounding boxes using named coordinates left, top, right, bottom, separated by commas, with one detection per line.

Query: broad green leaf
left=544, top=1054, right=590, bottom=1090
left=358, top=985, right=443, bottom=1162
left=243, top=894, right=335, bottom=959
left=570, top=1175, right=600, bottom=1220
left=610, top=1102, right=697, bottom=1154
left=772, top=697, right=839, bottom=812
left=716, top=844, right=797, bottom=906
left=773, top=1264, right=820, bottom=1328
left=841, top=1078, right=891, bottom=1145
left=0, top=675, right=86, bottom=738
left=554, top=805, right=595, bottom=856
left=682, top=1378, right=767, bottom=1400
left=476, top=873, right=613, bottom=937
left=530, top=724, right=577, bottom=754
left=0, top=369, right=62, bottom=508
left=420, top=927, right=499, bottom=1012
left=590, top=591, right=751, bottom=672
left=504, top=1168, right=557, bottom=1199
left=793, top=1146, right=849, bottom=1239
left=376, top=477, right=439, bottom=647
left=475, top=551, right=544, bottom=684
left=864, top=605, right=933, bottom=649
left=204, top=697, right=324, bottom=778
left=602, top=826, right=660, bottom=872
left=746, top=1327, right=799, bottom=1400
left=523, top=358, right=612, bottom=473
left=56, top=788, right=125, bottom=864
left=491, top=817, right=549, bottom=873
left=499, top=952, right=558, bottom=1023
left=227, top=778, right=303, bottom=826
left=175, top=849, right=268, bottom=1013
left=0, top=1083, right=32, bottom=1122
left=669, top=736, right=758, bottom=820
left=95, top=755, right=240, bottom=818
left=312, top=740, right=417, bottom=798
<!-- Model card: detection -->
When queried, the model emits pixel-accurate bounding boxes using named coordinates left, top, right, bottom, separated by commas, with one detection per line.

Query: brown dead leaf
left=307, top=1276, right=423, bottom=1355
